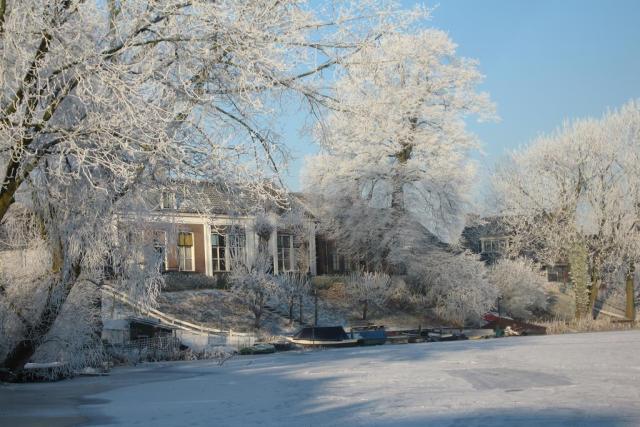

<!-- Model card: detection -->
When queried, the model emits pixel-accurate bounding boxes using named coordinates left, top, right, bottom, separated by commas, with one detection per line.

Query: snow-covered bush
left=345, top=271, right=392, bottom=320
left=488, top=258, right=548, bottom=320
left=410, top=251, right=498, bottom=327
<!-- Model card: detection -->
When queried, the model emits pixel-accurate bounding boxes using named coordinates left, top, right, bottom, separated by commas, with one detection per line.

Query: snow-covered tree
left=229, top=251, right=277, bottom=330
left=0, top=0, right=423, bottom=374
left=492, top=101, right=640, bottom=318
left=304, top=29, right=494, bottom=271
left=274, top=271, right=310, bottom=325
left=346, top=270, right=391, bottom=320
left=487, top=258, right=548, bottom=320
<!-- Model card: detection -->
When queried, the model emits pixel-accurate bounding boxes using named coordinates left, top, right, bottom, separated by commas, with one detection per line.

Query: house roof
left=156, top=181, right=314, bottom=218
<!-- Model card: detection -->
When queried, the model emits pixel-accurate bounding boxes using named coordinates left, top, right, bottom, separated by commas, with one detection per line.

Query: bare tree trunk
left=588, top=259, right=601, bottom=319
left=253, top=303, right=263, bottom=329
left=94, top=283, right=104, bottom=354
left=0, top=158, right=23, bottom=222
left=298, top=293, right=303, bottom=324
left=362, top=299, right=368, bottom=321
left=0, top=0, right=7, bottom=33
left=288, top=297, right=294, bottom=326
left=314, top=289, right=318, bottom=326
left=589, top=254, right=602, bottom=319
left=626, top=263, right=636, bottom=321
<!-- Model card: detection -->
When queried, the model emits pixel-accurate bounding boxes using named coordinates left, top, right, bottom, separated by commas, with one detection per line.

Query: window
left=481, top=237, right=508, bottom=254
left=161, top=192, right=175, bottom=209
left=211, top=233, right=226, bottom=272
left=211, top=227, right=246, bottom=272
left=277, top=233, right=294, bottom=272
left=331, top=252, right=339, bottom=272
left=227, top=228, right=246, bottom=267
left=152, top=230, right=167, bottom=272
left=178, top=232, right=194, bottom=271
left=547, top=265, right=569, bottom=283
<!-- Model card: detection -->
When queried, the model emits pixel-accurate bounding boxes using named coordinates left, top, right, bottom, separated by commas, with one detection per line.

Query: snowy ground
left=2, top=330, right=640, bottom=426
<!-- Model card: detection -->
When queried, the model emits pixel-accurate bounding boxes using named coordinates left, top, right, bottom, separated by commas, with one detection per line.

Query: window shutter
left=178, top=232, right=193, bottom=246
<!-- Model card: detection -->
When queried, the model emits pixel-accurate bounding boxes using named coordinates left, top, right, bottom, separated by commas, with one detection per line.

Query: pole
left=314, top=289, right=318, bottom=326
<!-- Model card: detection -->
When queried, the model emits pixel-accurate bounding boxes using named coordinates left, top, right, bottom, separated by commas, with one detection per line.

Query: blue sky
left=281, top=0, right=640, bottom=196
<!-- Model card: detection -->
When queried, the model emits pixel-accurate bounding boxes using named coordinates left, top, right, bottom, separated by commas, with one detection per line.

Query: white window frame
left=277, top=233, right=295, bottom=273
left=211, top=227, right=247, bottom=273
left=226, top=229, right=246, bottom=270
left=178, top=231, right=195, bottom=272
left=211, top=232, right=226, bottom=272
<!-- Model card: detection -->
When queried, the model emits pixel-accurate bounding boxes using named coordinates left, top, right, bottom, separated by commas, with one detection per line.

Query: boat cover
left=293, top=326, right=350, bottom=341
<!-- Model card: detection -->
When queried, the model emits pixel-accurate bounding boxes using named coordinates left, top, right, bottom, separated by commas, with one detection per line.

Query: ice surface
left=2, top=330, right=640, bottom=426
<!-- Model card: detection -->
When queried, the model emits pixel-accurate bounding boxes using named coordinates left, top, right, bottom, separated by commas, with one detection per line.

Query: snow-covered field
left=2, top=330, right=640, bottom=426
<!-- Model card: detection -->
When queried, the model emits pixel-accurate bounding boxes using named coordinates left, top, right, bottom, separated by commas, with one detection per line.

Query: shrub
left=488, top=258, right=548, bottom=320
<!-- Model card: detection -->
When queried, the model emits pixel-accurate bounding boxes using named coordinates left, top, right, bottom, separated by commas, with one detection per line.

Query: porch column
left=245, top=221, right=257, bottom=266
left=203, top=223, right=212, bottom=276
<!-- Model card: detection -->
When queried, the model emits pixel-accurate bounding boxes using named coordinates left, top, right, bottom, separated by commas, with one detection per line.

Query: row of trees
left=493, top=101, right=640, bottom=319
left=301, top=2, right=639, bottom=323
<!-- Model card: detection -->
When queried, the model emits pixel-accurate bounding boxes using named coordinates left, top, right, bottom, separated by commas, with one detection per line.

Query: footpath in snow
left=1, top=330, right=640, bottom=426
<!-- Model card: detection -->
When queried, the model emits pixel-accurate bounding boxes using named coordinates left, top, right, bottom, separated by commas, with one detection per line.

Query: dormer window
left=161, top=192, right=176, bottom=209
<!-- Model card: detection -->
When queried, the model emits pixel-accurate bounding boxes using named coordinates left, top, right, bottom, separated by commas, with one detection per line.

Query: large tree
left=492, top=101, right=640, bottom=319
left=304, top=30, right=494, bottom=271
left=0, top=0, right=417, bottom=375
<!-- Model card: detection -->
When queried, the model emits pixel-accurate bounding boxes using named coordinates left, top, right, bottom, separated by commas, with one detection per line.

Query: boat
left=385, top=329, right=420, bottom=344
left=288, top=326, right=359, bottom=347
left=425, top=328, right=467, bottom=342
left=350, top=325, right=387, bottom=346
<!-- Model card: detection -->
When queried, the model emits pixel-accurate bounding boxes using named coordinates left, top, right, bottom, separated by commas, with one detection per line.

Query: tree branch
left=0, top=0, right=6, bottom=35
left=213, top=105, right=285, bottom=188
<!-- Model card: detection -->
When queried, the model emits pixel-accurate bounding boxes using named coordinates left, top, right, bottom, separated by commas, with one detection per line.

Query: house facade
left=134, top=185, right=319, bottom=277
left=462, top=216, right=570, bottom=285
left=142, top=210, right=317, bottom=276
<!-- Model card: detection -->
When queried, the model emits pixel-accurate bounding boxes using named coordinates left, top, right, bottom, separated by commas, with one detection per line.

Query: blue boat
left=350, top=325, right=387, bottom=346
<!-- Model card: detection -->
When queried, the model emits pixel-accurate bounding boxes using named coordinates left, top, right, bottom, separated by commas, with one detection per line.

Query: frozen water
left=1, top=330, right=639, bottom=426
